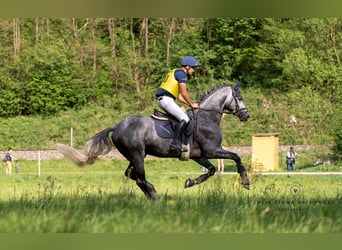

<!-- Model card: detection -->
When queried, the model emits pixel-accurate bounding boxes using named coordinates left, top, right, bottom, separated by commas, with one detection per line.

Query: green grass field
left=0, top=157, right=341, bottom=233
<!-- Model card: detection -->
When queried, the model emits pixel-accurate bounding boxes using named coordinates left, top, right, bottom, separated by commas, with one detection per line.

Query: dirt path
left=1, top=144, right=332, bottom=161
left=223, top=171, right=342, bottom=175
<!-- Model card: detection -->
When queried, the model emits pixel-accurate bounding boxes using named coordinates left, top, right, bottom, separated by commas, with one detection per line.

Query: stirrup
left=179, top=144, right=190, bottom=161
left=169, top=144, right=187, bottom=153
left=179, top=147, right=188, bottom=153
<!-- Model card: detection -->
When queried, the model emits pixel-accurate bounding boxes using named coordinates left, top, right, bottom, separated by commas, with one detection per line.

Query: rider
left=156, top=55, right=200, bottom=153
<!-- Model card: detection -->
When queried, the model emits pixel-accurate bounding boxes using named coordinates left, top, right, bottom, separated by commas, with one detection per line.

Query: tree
left=205, top=18, right=262, bottom=84
left=13, top=18, right=20, bottom=56
left=0, top=18, right=341, bottom=117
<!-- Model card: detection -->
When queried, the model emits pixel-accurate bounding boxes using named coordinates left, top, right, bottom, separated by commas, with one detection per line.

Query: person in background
left=3, top=148, right=17, bottom=174
left=286, top=146, right=298, bottom=171
left=217, top=159, right=224, bottom=174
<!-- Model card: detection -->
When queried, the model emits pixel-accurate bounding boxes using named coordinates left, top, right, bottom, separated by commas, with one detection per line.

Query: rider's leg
left=157, top=96, right=190, bottom=153
left=157, top=96, right=189, bottom=122
left=169, top=119, right=188, bottom=153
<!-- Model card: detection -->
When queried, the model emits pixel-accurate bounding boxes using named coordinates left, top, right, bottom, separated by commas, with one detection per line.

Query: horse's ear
left=234, top=81, right=241, bottom=90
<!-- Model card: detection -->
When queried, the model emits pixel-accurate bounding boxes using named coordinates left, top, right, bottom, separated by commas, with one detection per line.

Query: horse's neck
left=193, top=86, right=232, bottom=126
left=200, top=87, right=231, bottom=112
left=189, top=106, right=222, bottom=127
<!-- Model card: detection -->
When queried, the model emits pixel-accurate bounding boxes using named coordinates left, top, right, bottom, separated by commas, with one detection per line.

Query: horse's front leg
left=184, top=158, right=216, bottom=188
left=205, top=147, right=250, bottom=190
left=228, top=153, right=250, bottom=190
left=220, top=150, right=250, bottom=190
left=239, top=168, right=250, bottom=190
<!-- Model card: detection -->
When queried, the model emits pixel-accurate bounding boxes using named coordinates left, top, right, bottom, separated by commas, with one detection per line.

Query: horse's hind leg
left=185, top=158, right=216, bottom=188
left=128, top=157, right=158, bottom=199
left=135, top=166, right=158, bottom=199
left=124, top=163, right=137, bottom=181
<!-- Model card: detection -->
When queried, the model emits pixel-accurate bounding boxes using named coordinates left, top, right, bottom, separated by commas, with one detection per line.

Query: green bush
left=332, top=110, right=342, bottom=162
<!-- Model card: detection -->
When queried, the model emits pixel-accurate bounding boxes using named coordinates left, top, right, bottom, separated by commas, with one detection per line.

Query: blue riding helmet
left=181, top=56, right=199, bottom=67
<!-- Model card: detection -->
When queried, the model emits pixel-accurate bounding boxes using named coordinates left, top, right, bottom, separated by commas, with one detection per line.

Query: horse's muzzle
left=238, top=111, right=250, bottom=121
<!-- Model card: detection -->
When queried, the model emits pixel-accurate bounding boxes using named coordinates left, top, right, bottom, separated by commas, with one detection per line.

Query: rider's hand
left=191, top=103, right=200, bottom=109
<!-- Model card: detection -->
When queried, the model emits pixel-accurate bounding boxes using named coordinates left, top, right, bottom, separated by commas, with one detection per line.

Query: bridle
left=229, top=87, right=249, bottom=119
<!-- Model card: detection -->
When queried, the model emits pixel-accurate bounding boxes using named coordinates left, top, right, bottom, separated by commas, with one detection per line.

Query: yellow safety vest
left=159, top=69, right=179, bottom=98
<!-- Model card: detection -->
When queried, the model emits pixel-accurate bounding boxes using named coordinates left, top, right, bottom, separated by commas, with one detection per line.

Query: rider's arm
left=178, top=83, right=199, bottom=109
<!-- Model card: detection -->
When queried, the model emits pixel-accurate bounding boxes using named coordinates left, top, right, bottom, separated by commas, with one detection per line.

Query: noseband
left=227, top=86, right=248, bottom=119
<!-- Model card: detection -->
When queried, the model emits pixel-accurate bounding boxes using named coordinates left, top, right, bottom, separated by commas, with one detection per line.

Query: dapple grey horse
left=57, top=82, right=250, bottom=199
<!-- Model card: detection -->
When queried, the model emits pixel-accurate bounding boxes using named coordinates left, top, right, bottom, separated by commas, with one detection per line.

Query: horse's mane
left=198, top=83, right=232, bottom=103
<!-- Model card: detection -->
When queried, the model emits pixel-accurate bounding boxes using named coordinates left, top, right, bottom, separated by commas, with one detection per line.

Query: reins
left=196, top=107, right=236, bottom=115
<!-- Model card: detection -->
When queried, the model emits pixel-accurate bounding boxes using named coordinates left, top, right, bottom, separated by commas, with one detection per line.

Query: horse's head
left=198, top=83, right=249, bottom=121
left=225, top=82, right=250, bottom=121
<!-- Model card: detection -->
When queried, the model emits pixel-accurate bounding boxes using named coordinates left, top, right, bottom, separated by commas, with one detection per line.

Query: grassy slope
left=0, top=87, right=337, bottom=150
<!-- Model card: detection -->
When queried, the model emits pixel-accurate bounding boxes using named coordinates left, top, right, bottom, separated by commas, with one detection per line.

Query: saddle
left=151, top=109, right=195, bottom=160
left=152, top=109, right=174, bottom=121
left=152, top=109, right=194, bottom=138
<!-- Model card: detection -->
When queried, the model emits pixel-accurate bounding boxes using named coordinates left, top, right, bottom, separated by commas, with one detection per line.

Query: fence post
left=38, top=150, right=41, bottom=176
left=70, top=127, right=73, bottom=147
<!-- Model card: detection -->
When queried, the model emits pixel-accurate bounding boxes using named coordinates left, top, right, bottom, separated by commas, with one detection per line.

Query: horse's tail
left=56, top=126, right=115, bottom=167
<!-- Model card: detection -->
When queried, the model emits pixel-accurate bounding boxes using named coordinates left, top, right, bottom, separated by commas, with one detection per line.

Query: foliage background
left=0, top=18, right=341, bottom=152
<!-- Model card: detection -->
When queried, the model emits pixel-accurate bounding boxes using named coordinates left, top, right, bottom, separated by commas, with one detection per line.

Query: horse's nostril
left=241, top=113, right=249, bottom=121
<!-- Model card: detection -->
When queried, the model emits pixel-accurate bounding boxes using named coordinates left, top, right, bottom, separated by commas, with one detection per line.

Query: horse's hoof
left=148, top=191, right=158, bottom=199
left=184, top=178, right=194, bottom=188
left=240, top=172, right=250, bottom=190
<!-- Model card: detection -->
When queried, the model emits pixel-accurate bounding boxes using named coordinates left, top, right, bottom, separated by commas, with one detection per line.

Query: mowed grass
left=0, top=158, right=341, bottom=233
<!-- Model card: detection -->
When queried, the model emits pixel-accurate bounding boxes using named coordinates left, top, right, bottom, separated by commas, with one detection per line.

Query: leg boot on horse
left=169, top=120, right=188, bottom=154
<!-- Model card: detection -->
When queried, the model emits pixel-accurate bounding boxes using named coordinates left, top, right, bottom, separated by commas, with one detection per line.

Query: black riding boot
left=169, top=120, right=188, bottom=153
